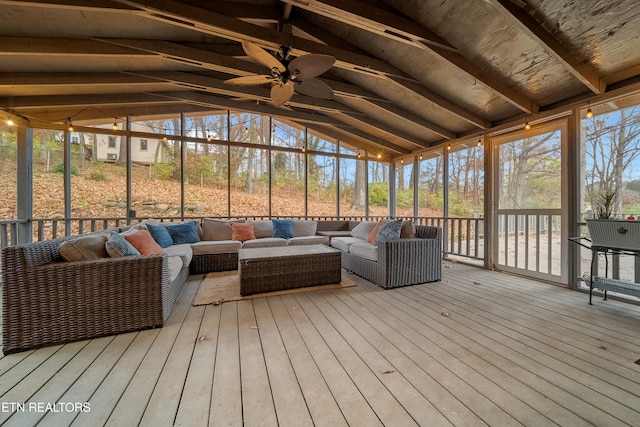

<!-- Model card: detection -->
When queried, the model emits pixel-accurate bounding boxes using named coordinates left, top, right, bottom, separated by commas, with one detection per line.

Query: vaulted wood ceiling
left=1, top=0, right=640, bottom=159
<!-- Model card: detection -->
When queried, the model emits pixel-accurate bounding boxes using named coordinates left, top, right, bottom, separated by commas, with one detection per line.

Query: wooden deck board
left=173, top=303, right=221, bottom=427
left=209, top=302, right=242, bottom=425
left=237, top=299, right=279, bottom=426
left=1, top=262, right=639, bottom=426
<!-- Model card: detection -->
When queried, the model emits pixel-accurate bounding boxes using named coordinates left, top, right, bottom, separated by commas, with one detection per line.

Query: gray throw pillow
left=375, top=219, right=403, bottom=244
left=105, top=233, right=141, bottom=257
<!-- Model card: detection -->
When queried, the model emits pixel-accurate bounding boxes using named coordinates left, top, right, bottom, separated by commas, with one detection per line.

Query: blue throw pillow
left=146, top=223, right=174, bottom=248
left=272, top=219, right=295, bottom=238
left=105, top=233, right=141, bottom=257
left=374, top=219, right=403, bottom=244
left=166, top=221, right=201, bottom=244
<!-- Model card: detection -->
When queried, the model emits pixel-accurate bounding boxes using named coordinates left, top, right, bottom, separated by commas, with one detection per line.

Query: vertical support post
left=389, top=161, right=396, bottom=218
left=483, top=138, right=492, bottom=269
left=64, top=128, right=72, bottom=236
left=335, top=142, right=340, bottom=219
left=16, top=126, right=33, bottom=244
left=227, top=110, right=231, bottom=218
left=442, top=146, right=449, bottom=258
left=567, top=108, right=580, bottom=288
left=126, top=116, right=133, bottom=223
left=180, top=112, right=185, bottom=220
left=304, top=126, right=308, bottom=218
left=364, top=156, right=369, bottom=219
left=413, top=155, right=419, bottom=219
left=268, top=116, right=273, bottom=217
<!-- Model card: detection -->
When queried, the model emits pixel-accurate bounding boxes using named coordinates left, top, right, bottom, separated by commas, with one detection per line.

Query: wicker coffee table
left=238, top=245, right=342, bottom=296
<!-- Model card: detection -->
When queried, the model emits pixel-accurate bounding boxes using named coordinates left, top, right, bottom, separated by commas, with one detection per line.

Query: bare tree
left=585, top=107, right=640, bottom=212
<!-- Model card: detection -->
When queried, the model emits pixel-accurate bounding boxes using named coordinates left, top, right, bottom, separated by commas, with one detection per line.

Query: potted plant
left=586, top=191, right=640, bottom=251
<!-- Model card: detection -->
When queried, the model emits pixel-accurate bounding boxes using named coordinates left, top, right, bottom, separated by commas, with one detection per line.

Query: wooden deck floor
left=1, top=262, right=640, bottom=426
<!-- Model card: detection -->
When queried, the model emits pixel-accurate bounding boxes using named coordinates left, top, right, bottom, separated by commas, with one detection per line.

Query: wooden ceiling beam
left=0, top=93, right=174, bottom=109
left=146, top=91, right=356, bottom=127
left=0, top=36, right=148, bottom=56
left=387, top=76, right=490, bottom=129
left=305, top=123, right=393, bottom=159
left=363, top=98, right=456, bottom=140
left=308, top=123, right=409, bottom=155
left=0, top=72, right=158, bottom=86
left=0, top=0, right=136, bottom=11
left=19, top=103, right=212, bottom=124
left=332, top=111, right=434, bottom=150
left=280, top=0, right=456, bottom=52
left=489, top=0, right=605, bottom=94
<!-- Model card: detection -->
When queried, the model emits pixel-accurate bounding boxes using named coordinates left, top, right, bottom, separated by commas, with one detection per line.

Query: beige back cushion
left=58, top=233, right=110, bottom=261
left=202, top=218, right=244, bottom=241
left=293, top=220, right=317, bottom=237
left=400, top=220, right=416, bottom=238
left=251, top=220, right=273, bottom=238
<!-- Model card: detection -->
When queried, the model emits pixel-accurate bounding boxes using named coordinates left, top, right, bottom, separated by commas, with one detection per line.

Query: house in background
left=74, top=122, right=171, bottom=165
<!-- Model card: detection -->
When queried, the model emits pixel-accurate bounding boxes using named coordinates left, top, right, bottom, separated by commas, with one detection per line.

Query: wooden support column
left=64, top=129, right=71, bottom=236
left=16, top=126, right=33, bottom=244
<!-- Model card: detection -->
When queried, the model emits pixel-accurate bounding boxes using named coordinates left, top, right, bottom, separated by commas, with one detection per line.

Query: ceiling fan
left=224, top=41, right=336, bottom=106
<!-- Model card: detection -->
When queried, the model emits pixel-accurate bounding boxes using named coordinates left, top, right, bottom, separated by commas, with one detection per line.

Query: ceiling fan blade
left=224, top=75, right=273, bottom=85
left=271, top=81, right=295, bottom=106
left=295, top=78, right=334, bottom=99
left=288, top=54, right=336, bottom=80
left=241, top=40, right=286, bottom=73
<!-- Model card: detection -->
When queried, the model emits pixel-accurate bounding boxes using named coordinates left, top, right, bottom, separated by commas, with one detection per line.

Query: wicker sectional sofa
left=1, top=218, right=326, bottom=354
left=1, top=218, right=442, bottom=354
left=320, top=220, right=442, bottom=288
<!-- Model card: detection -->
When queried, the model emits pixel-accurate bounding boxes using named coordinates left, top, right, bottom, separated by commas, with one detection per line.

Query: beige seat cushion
left=349, top=242, right=378, bottom=262
left=191, top=240, right=242, bottom=255
left=288, top=235, right=329, bottom=246
left=163, top=244, right=193, bottom=268
left=242, top=237, right=287, bottom=248
left=330, top=236, right=365, bottom=252
left=167, top=255, right=184, bottom=283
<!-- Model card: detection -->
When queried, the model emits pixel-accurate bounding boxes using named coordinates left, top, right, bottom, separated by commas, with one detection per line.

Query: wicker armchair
left=340, top=225, right=442, bottom=288
left=1, top=235, right=187, bottom=355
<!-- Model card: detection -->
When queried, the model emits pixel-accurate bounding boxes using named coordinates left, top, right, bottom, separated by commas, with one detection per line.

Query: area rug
left=193, top=269, right=356, bottom=306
